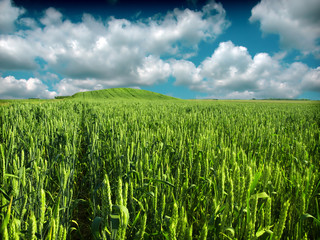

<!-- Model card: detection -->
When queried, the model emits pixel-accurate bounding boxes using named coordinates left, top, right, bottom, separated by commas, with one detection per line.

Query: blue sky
left=0, top=0, right=319, bottom=99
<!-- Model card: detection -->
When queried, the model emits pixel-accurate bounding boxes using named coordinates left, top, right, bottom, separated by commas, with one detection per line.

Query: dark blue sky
left=0, top=0, right=319, bottom=99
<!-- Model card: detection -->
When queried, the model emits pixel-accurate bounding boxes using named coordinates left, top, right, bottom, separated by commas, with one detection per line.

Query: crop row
left=0, top=100, right=319, bottom=239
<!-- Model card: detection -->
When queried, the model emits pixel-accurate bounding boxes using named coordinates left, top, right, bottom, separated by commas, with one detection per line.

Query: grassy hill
left=71, top=88, right=178, bottom=100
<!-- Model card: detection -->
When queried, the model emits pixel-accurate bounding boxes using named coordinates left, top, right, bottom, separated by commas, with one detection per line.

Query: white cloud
left=250, top=0, right=320, bottom=56
left=226, top=91, right=255, bottom=100
left=137, top=56, right=171, bottom=85
left=173, top=41, right=320, bottom=99
left=0, top=1, right=230, bottom=95
left=0, top=35, right=38, bottom=70
left=55, top=55, right=171, bottom=96
left=301, top=67, right=320, bottom=92
left=171, top=59, right=202, bottom=87
left=55, top=78, right=97, bottom=96
left=0, top=1, right=318, bottom=99
left=0, top=0, right=25, bottom=33
left=0, top=2, right=228, bottom=81
left=40, top=8, right=63, bottom=26
left=146, top=1, right=230, bottom=55
left=0, top=76, right=56, bottom=99
left=18, top=17, right=38, bottom=29
left=200, top=41, right=252, bottom=81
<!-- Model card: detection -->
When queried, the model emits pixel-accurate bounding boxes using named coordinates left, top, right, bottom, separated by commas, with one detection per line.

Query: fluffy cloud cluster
left=0, top=0, right=232, bottom=97
left=250, top=0, right=320, bottom=56
left=0, top=76, right=56, bottom=99
left=0, top=0, right=24, bottom=33
left=172, top=41, right=320, bottom=99
left=0, top=2, right=228, bottom=69
left=0, top=0, right=319, bottom=99
left=46, top=41, right=320, bottom=99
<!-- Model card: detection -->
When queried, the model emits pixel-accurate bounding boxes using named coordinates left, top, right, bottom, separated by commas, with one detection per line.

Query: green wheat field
left=0, top=89, right=319, bottom=239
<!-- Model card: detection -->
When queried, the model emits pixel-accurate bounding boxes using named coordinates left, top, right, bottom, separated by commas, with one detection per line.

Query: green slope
left=71, top=88, right=179, bottom=100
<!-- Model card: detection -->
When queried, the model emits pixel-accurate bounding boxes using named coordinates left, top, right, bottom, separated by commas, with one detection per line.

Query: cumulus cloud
left=250, top=0, right=320, bottom=56
left=172, top=41, right=320, bottom=99
left=0, top=35, right=38, bottom=70
left=171, top=59, right=202, bottom=87
left=200, top=42, right=252, bottom=82
left=146, top=1, right=229, bottom=54
left=137, top=56, right=171, bottom=85
left=0, top=0, right=25, bottom=33
left=0, top=2, right=229, bottom=76
left=0, top=1, right=231, bottom=98
left=40, top=8, right=63, bottom=26
left=0, top=1, right=318, bottom=99
left=55, top=78, right=100, bottom=96
left=0, top=76, right=56, bottom=99
left=54, top=55, right=171, bottom=96
left=18, top=17, right=38, bottom=29
left=301, top=67, right=320, bottom=92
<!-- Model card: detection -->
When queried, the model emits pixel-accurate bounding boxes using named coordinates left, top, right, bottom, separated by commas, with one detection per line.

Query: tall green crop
left=0, top=99, right=319, bottom=239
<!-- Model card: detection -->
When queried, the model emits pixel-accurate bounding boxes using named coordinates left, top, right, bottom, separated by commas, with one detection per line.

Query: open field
left=0, top=99, right=59, bottom=106
left=0, top=97, right=319, bottom=239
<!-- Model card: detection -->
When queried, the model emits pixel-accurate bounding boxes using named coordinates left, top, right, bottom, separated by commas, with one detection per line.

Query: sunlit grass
left=0, top=98, right=319, bottom=239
